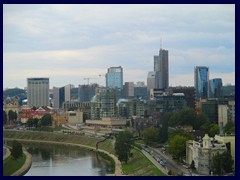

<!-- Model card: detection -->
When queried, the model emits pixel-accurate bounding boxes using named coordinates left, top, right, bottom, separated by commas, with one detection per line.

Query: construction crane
left=83, top=77, right=96, bottom=85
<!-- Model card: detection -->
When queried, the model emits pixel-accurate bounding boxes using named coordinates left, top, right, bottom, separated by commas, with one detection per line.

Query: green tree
left=32, top=106, right=37, bottom=110
left=224, top=121, right=235, bottom=134
left=178, top=108, right=196, bottom=126
left=194, top=113, right=209, bottom=130
left=11, top=140, right=23, bottom=160
left=27, top=118, right=34, bottom=127
left=209, top=124, right=219, bottom=137
left=41, top=114, right=52, bottom=126
left=115, top=130, right=134, bottom=164
left=169, top=129, right=194, bottom=140
left=142, top=127, right=158, bottom=146
left=8, top=110, right=17, bottom=121
left=168, top=135, right=188, bottom=159
left=3, top=110, right=7, bottom=124
left=212, top=151, right=234, bottom=175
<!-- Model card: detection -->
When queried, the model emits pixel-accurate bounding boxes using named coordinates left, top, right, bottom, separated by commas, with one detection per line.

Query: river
left=22, top=143, right=110, bottom=176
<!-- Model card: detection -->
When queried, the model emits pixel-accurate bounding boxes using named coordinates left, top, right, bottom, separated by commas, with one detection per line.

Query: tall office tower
left=53, top=84, right=71, bottom=109
left=27, top=78, right=49, bottom=107
left=123, top=82, right=134, bottom=98
left=194, top=66, right=209, bottom=99
left=78, top=84, right=98, bottom=103
left=106, top=66, right=123, bottom=90
left=147, top=71, right=156, bottom=91
left=208, top=78, right=222, bottom=98
left=90, top=88, right=117, bottom=120
left=154, top=48, right=169, bottom=89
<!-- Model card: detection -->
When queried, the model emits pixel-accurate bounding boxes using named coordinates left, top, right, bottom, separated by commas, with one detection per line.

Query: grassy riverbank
left=4, top=130, right=114, bottom=153
left=4, top=130, right=165, bottom=176
left=122, top=148, right=165, bottom=176
left=3, top=154, right=26, bottom=176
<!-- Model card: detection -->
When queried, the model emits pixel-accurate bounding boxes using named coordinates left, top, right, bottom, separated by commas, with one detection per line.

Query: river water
left=23, top=143, right=110, bottom=176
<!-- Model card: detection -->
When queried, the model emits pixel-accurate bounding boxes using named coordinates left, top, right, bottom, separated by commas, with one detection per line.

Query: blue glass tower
left=208, top=78, right=222, bottom=98
left=194, top=66, right=209, bottom=99
left=106, top=66, right=123, bottom=90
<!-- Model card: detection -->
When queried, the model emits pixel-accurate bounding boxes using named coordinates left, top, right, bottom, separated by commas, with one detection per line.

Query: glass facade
left=106, top=66, right=123, bottom=90
left=208, top=78, right=222, bottom=98
left=194, top=66, right=209, bottom=99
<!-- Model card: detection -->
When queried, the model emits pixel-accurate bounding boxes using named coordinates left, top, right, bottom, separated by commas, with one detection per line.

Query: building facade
left=53, top=84, right=71, bottom=109
left=154, top=48, right=169, bottom=89
left=186, top=134, right=227, bottom=175
left=123, top=82, right=134, bottom=98
left=208, top=78, right=222, bottom=98
left=27, top=78, right=49, bottom=107
left=78, top=84, right=98, bottom=103
left=106, top=66, right=123, bottom=90
left=147, top=71, right=156, bottom=92
left=90, top=88, right=117, bottom=120
left=194, top=66, right=209, bottom=99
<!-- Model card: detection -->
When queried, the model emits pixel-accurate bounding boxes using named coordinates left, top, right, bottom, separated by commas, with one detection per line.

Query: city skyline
left=3, top=4, right=235, bottom=89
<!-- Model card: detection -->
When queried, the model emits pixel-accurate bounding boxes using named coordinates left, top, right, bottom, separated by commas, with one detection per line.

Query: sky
left=3, top=4, right=235, bottom=89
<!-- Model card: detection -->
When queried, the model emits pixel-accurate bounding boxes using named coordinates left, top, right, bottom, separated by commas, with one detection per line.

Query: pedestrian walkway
left=3, top=146, right=11, bottom=160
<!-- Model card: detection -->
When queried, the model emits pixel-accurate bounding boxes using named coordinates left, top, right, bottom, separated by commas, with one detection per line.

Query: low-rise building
left=186, top=134, right=227, bottom=175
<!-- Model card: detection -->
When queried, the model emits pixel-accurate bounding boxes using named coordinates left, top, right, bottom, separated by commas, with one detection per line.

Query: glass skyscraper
left=106, top=66, right=123, bottom=90
left=194, top=66, right=209, bottom=99
left=53, top=84, right=71, bottom=109
left=208, top=78, right=222, bottom=98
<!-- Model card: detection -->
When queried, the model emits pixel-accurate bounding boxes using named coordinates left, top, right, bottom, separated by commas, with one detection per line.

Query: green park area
left=3, top=153, right=26, bottom=176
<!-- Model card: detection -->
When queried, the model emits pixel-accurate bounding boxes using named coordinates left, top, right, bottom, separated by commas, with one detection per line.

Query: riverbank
left=3, top=147, right=32, bottom=176
left=4, top=138, right=122, bottom=176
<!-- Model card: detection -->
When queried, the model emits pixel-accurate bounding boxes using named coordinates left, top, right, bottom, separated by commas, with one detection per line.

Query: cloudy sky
left=3, top=4, right=235, bottom=89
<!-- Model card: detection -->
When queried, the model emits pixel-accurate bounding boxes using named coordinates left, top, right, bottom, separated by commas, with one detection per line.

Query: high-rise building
left=154, top=48, right=169, bottom=89
left=194, top=66, right=209, bottom=99
left=106, top=66, right=123, bottom=90
left=53, top=84, right=71, bottom=109
left=123, top=82, right=134, bottom=98
left=90, top=88, right=117, bottom=120
left=147, top=71, right=156, bottom=91
left=78, top=84, right=98, bottom=102
left=208, top=78, right=222, bottom=98
left=27, top=78, right=49, bottom=107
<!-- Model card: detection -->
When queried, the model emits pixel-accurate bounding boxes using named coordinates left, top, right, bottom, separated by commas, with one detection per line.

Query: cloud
left=3, top=4, right=235, bottom=88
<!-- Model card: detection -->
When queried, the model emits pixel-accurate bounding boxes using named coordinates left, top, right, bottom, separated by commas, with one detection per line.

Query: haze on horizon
left=3, top=4, right=235, bottom=89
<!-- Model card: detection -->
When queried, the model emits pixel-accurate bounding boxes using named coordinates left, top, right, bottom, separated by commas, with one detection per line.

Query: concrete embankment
left=4, top=138, right=122, bottom=176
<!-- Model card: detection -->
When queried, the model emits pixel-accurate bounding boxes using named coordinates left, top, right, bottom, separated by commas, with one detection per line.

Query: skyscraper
left=78, top=84, right=98, bottom=103
left=27, top=78, right=49, bottom=107
left=106, top=66, right=123, bottom=90
left=208, top=78, right=222, bottom=98
left=194, top=66, right=209, bottom=99
left=147, top=71, right=156, bottom=91
left=154, top=48, right=169, bottom=89
left=53, top=84, right=71, bottom=109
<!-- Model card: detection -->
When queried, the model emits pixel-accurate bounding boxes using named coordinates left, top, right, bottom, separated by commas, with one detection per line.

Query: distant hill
left=3, top=88, right=27, bottom=101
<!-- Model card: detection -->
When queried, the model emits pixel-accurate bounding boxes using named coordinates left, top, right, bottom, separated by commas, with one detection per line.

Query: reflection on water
left=23, top=143, right=109, bottom=176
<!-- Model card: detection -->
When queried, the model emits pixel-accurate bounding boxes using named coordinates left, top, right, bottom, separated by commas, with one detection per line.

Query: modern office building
left=208, top=78, right=222, bottom=98
left=27, top=78, right=49, bottom=107
left=154, top=48, right=169, bottom=89
left=168, top=87, right=196, bottom=109
left=123, top=82, right=134, bottom=98
left=134, top=86, right=148, bottom=100
left=53, top=84, right=71, bottom=109
left=194, top=66, right=209, bottom=99
left=90, top=88, right=117, bottom=120
left=147, top=71, right=156, bottom=92
left=106, top=66, right=123, bottom=90
left=78, top=84, right=98, bottom=103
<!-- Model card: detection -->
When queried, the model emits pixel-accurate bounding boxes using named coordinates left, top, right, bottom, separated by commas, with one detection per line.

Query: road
left=143, top=146, right=191, bottom=175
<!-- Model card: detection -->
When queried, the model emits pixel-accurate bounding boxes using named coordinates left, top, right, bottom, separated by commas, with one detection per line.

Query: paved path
left=3, top=147, right=11, bottom=160
left=4, top=138, right=122, bottom=176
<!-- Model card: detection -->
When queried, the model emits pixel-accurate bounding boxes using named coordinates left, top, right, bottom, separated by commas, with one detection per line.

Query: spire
left=160, top=38, right=162, bottom=50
